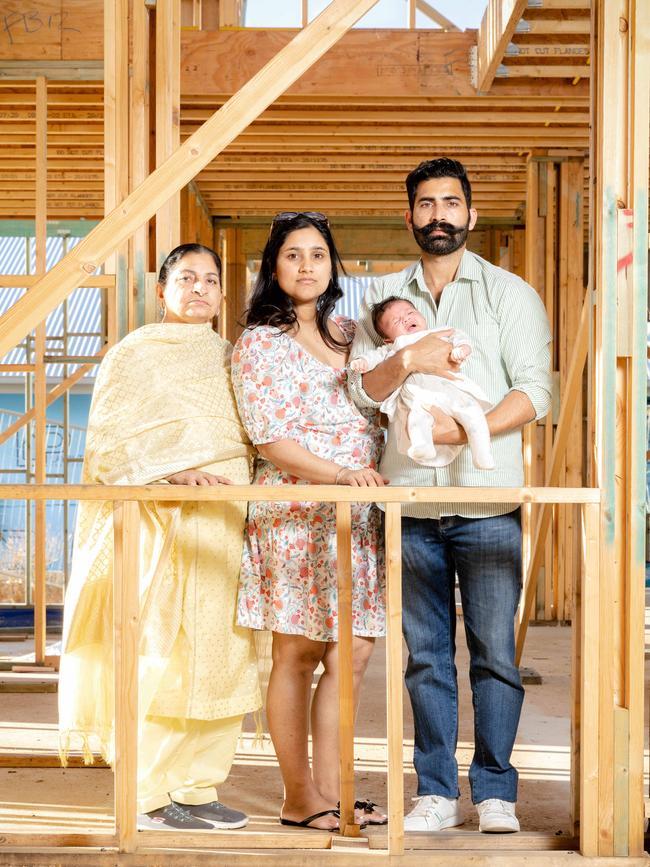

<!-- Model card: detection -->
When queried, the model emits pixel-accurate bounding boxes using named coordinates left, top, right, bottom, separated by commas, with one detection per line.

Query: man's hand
left=361, top=329, right=460, bottom=402
left=427, top=390, right=538, bottom=446
left=401, top=329, right=460, bottom=379
left=428, top=406, right=467, bottom=445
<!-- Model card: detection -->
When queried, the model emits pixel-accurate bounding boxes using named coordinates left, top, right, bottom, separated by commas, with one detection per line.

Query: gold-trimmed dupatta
left=58, top=322, right=255, bottom=765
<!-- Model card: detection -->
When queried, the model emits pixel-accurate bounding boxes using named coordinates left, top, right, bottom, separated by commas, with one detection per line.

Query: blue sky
left=243, top=0, right=487, bottom=30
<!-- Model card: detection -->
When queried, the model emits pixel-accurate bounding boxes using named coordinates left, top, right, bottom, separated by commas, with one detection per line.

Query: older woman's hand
left=336, top=467, right=389, bottom=487
left=165, top=470, right=233, bottom=486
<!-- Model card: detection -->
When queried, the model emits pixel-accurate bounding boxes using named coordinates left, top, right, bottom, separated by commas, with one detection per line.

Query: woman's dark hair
left=244, top=214, right=347, bottom=351
left=405, top=158, right=472, bottom=211
left=158, top=243, right=222, bottom=285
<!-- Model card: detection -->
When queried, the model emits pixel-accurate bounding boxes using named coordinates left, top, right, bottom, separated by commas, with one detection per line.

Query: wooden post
left=570, top=494, right=583, bottom=834
left=624, top=0, right=650, bottom=851
left=192, top=0, right=202, bottom=28
left=113, top=500, right=140, bottom=854
left=33, top=75, right=47, bottom=665
left=155, top=0, right=181, bottom=269
left=105, top=0, right=130, bottom=340
left=523, top=156, right=548, bottom=622
left=130, top=0, right=151, bottom=329
left=220, top=225, right=248, bottom=344
left=218, top=0, right=241, bottom=27
left=590, top=0, right=650, bottom=856
left=384, top=503, right=404, bottom=856
left=579, top=500, right=600, bottom=856
left=336, top=501, right=360, bottom=838
left=558, top=157, right=585, bottom=624
left=543, top=161, right=557, bottom=622
left=215, top=228, right=228, bottom=339
left=522, top=160, right=538, bottom=620
left=144, top=272, right=159, bottom=325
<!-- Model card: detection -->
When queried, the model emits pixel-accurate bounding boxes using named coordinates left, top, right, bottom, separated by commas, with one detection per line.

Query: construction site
left=0, top=0, right=648, bottom=863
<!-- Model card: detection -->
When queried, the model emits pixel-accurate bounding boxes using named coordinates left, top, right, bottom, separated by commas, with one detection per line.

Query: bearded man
left=348, top=158, right=552, bottom=834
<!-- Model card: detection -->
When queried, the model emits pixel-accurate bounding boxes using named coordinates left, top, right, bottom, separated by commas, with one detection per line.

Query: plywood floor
left=0, top=623, right=588, bottom=844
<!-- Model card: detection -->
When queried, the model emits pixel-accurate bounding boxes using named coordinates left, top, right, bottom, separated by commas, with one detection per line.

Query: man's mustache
left=418, top=220, right=465, bottom=236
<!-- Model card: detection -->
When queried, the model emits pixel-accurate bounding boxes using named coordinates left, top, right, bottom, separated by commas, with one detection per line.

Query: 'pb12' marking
left=2, top=10, right=80, bottom=45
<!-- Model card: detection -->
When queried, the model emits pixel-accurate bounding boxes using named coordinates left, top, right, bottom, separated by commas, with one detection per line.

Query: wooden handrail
left=0, top=482, right=601, bottom=856
left=0, top=484, right=600, bottom=504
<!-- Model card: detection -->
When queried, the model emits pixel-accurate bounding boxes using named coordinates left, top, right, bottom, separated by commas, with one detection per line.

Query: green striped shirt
left=348, top=251, right=552, bottom=519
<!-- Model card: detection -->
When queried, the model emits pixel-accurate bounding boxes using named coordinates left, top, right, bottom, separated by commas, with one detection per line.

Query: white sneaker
left=476, top=799, right=520, bottom=833
left=403, top=795, right=463, bottom=832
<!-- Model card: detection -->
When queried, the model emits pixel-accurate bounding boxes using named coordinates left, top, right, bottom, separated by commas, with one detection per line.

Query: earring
left=158, top=304, right=165, bottom=319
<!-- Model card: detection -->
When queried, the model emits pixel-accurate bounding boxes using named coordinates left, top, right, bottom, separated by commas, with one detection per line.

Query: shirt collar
left=407, top=249, right=481, bottom=294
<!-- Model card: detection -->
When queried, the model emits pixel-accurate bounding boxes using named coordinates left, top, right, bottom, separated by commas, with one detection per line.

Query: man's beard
left=412, top=218, right=470, bottom=256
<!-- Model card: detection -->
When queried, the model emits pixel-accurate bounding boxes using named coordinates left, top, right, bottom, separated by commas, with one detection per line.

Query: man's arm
left=428, top=274, right=552, bottom=446
left=361, top=329, right=459, bottom=402
left=349, top=343, right=391, bottom=374
left=428, top=389, right=536, bottom=445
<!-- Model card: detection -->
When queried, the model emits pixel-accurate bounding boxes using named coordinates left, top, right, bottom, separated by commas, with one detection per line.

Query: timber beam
left=0, top=0, right=381, bottom=358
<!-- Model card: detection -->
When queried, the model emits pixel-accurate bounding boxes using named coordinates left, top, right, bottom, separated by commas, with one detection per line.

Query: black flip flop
left=280, top=808, right=340, bottom=829
left=337, top=799, right=388, bottom=826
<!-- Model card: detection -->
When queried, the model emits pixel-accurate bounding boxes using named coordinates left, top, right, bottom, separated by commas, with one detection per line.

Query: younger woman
left=232, top=213, right=387, bottom=830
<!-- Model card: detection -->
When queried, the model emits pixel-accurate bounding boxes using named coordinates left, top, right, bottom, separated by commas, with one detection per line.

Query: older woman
left=58, top=244, right=260, bottom=832
left=232, top=213, right=387, bottom=831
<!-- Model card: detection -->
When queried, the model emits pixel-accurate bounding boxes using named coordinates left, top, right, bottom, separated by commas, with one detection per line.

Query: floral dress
left=231, top=317, right=385, bottom=642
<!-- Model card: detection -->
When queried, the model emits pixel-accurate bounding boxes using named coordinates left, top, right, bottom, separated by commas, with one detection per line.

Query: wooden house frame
left=0, top=0, right=647, bottom=862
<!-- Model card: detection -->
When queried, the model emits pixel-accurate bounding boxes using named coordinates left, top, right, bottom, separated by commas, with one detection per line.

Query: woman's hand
left=336, top=467, right=389, bottom=487
left=165, top=470, right=233, bottom=486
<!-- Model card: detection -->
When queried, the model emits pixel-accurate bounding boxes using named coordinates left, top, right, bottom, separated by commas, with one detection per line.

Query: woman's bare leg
left=266, top=632, right=339, bottom=829
left=310, top=636, right=376, bottom=803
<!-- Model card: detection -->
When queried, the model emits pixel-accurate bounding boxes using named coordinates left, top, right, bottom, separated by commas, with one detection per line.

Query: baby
left=350, top=296, right=494, bottom=470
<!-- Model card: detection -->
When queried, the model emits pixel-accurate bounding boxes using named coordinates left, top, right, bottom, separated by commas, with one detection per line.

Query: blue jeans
left=400, top=510, right=524, bottom=804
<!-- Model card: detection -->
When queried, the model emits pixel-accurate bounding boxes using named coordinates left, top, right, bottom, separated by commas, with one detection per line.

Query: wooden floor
left=0, top=624, right=648, bottom=864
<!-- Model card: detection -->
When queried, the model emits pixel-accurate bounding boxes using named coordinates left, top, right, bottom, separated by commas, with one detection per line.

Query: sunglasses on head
left=271, top=211, right=329, bottom=228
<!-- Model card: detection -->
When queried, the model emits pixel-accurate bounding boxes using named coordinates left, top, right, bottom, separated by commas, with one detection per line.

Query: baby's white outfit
left=356, top=327, right=495, bottom=469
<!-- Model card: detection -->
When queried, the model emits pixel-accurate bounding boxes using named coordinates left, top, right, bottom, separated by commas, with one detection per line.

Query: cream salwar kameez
left=138, top=714, right=244, bottom=813
left=58, top=322, right=261, bottom=812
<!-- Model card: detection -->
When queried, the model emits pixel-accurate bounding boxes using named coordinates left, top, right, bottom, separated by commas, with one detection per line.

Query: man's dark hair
left=405, top=158, right=472, bottom=211
left=371, top=295, right=413, bottom=340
